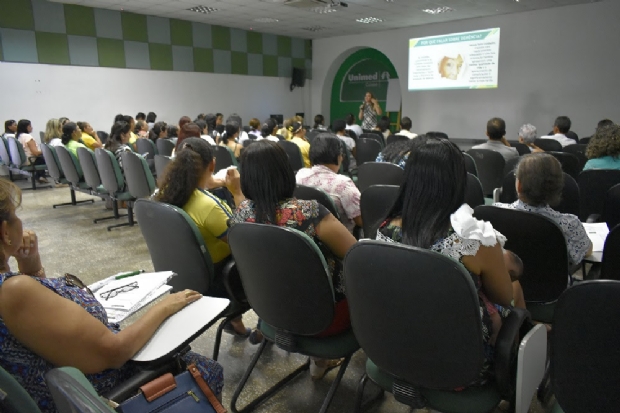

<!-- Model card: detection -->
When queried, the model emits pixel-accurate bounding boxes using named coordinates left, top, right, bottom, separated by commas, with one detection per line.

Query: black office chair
left=55, top=146, right=96, bottom=204
left=277, top=140, right=304, bottom=172
left=496, top=172, right=518, bottom=204
left=514, top=143, right=531, bottom=156
left=474, top=206, right=569, bottom=323
left=96, top=131, right=109, bottom=145
left=502, top=156, right=520, bottom=178
left=293, top=185, right=340, bottom=219
left=601, top=225, right=620, bottom=281
left=463, top=152, right=478, bottom=177
left=356, top=162, right=403, bottom=193
left=306, top=129, right=319, bottom=144
left=213, top=145, right=237, bottom=173
left=548, top=152, right=581, bottom=179
left=360, top=185, right=399, bottom=240
left=359, top=133, right=384, bottom=148
left=228, top=223, right=360, bottom=413
left=466, top=149, right=506, bottom=196
left=533, top=139, right=562, bottom=152
left=465, top=173, right=485, bottom=208
left=344, top=241, right=530, bottom=413
left=347, top=129, right=358, bottom=142
left=242, top=139, right=255, bottom=148
left=95, top=149, right=136, bottom=231
left=355, top=139, right=382, bottom=166
left=550, top=280, right=620, bottom=413
left=554, top=173, right=580, bottom=217
left=134, top=199, right=249, bottom=361
left=121, top=151, right=156, bottom=199
left=156, top=139, right=175, bottom=157
left=604, top=184, right=620, bottom=230
left=577, top=169, right=620, bottom=221
left=42, top=144, right=93, bottom=208
left=386, top=134, right=409, bottom=146
left=154, top=154, right=172, bottom=184
left=578, top=137, right=591, bottom=145
left=561, top=144, right=588, bottom=170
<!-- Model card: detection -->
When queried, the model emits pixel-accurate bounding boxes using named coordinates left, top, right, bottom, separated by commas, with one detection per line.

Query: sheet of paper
left=583, top=222, right=609, bottom=252
left=106, top=285, right=172, bottom=323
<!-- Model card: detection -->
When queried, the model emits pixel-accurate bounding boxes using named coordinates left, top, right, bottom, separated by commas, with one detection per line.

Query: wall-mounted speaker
left=290, top=67, right=306, bottom=91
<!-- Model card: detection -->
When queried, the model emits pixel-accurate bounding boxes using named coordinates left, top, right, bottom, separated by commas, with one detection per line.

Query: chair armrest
left=586, top=214, right=600, bottom=223
left=494, top=307, right=532, bottom=398
left=493, top=188, right=502, bottom=203
left=221, top=259, right=248, bottom=305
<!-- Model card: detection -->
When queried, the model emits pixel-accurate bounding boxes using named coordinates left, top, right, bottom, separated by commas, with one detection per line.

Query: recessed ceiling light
left=422, top=6, right=453, bottom=14
left=187, top=6, right=218, bottom=13
left=302, top=26, right=326, bottom=32
left=311, top=6, right=337, bottom=14
left=356, top=17, right=383, bottom=24
left=253, top=17, right=279, bottom=23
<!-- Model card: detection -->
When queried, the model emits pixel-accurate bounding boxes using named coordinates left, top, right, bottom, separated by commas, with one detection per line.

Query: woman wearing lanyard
left=358, top=91, right=383, bottom=131
left=156, top=137, right=251, bottom=337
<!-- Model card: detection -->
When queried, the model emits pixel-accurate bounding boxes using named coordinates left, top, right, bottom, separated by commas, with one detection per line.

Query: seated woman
left=104, top=121, right=133, bottom=169
left=3, top=120, right=17, bottom=138
left=15, top=119, right=47, bottom=183
left=375, top=138, right=416, bottom=169
left=167, top=125, right=179, bottom=140
left=248, top=118, right=261, bottom=138
left=219, top=121, right=242, bottom=159
left=123, top=115, right=138, bottom=149
left=195, top=120, right=216, bottom=146
left=260, top=118, right=280, bottom=142
left=156, top=138, right=249, bottom=337
left=173, top=121, right=201, bottom=156
left=148, top=121, right=168, bottom=143
left=312, top=114, right=327, bottom=131
left=374, top=116, right=392, bottom=142
left=584, top=123, right=620, bottom=170
left=518, top=124, right=543, bottom=153
left=227, top=141, right=357, bottom=378
left=289, top=121, right=311, bottom=168
left=76, top=121, right=103, bottom=150
left=494, top=153, right=592, bottom=265
left=134, top=120, right=149, bottom=138
left=61, top=122, right=87, bottom=157
left=0, top=180, right=223, bottom=413
left=44, top=118, right=63, bottom=147
left=377, top=137, right=525, bottom=383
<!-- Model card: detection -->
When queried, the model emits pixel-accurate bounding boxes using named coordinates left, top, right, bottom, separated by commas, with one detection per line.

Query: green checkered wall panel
left=0, top=0, right=312, bottom=79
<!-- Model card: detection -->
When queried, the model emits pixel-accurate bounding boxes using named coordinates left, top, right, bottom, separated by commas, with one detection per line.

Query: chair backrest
left=555, top=173, right=580, bottom=216
left=359, top=133, right=384, bottom=148
left=213, top=145, right=237, bottom=173
left=242, top=139, right=255, bottom=148
left=465, top=173, right=484, bottom=208
left=498, top=172, right=518, bottom=203
left=55, top=145, right=84, bottom=186
left=0, top=365, right=43, bottom=413
left=41, top=143, right=64, bottom=182
left=156, top=138, right=175, bottom=157
left=347, top=129, right=357, bottom=142
left=96, top=131, right=109, bottom=145
left=502, top=156, right=520, bottom=178
left=360, top=185, right=399, bottom=240
left=121, top=151, right=156, bottom=199
left=134, top=199, right=215, bottom=293
left=228, top=223, right=334, bottom=335
left=548, top=152, right=581, bottom=179
left=293, top=185, right=340, bottom=219
left=154, top=155, right=172, bottom=182
left=135, top=138, right=157, bottom=160
left=46, top=367, right=116, bottom=413
left=344, top=241, right=484, bottom=389
left=561, top=144, right=588, bottom=170
left=277, top=140, right=304, bottom=172
left=601, top=225, right=620, bottom=280
left=604, top=184, right=620, bottom=230
left=356, top=162, right=404, bottom=193
left=513, top=143, right=531, bottom=156
left=305, top=130, right=319, bottom=144
left=463, top=152, right=478, bottom=177
left=7, top=137, right=25, bottom=166
left=386, top=134, right=409, bottom=146
left=474, top=206, right=569, bottom=302
left=77, top=147, right=102, bottom=190
left=466, top=149, right=506, bottom=196
left=577, top=169, right=620, bottom=221
left=95, top=148, right=125, bottom=195
left=534, top=138, right=562, bottom=152
left=551, top=280, right=620, bottom=412
left=355, top=138, right=382, bottom=166
left=578, top=137, right=591, bottom=145
left=0, top=137, right=13, bottom=166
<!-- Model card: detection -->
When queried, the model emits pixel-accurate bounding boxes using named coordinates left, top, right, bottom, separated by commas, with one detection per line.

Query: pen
left=115, top=270, right=145, bottom=280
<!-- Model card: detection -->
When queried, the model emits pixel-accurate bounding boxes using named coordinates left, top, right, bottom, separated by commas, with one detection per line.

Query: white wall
left=311, top=0, right=620, bottom=140
left=0, top=62, right=312, bottom=139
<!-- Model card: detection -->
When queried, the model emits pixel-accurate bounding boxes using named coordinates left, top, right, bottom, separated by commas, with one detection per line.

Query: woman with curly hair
left=584, top=123, right=620, bottom=170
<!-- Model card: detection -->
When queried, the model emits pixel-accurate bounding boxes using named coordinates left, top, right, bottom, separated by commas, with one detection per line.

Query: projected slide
left=408, top=28, right=500, bottom=91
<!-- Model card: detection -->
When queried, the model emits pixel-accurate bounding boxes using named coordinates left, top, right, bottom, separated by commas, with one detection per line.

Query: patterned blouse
left=493, top=199, right=592, bottom=265
left=361, top=103, right=378, bottom=130
left=230, top=198, right=345, bottom=300
left=376, top=152, right=409, bottom=170
left=0, top=273, right=223, bottom=413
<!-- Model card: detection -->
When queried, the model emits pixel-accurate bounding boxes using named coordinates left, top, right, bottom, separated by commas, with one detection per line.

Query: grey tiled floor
left=12, top=180, right=553, bottom=413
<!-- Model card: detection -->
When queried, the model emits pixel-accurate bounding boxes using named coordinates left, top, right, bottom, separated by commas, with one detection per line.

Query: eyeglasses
left=100, top=282, right=139, bottom=301
left=64, top=273, right=94, bottom=296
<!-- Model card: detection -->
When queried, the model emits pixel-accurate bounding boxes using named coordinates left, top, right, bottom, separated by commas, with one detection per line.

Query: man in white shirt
left=472, top=117, right=519, bottom=162
left=540, top=116, right=577, bottom=148
left=345, top=113, right=363, bottom=139
left=397, top=117, right=418, bottom=139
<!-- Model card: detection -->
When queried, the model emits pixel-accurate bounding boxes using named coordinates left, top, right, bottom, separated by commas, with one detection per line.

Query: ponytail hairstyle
left=76, top=121, right=88, bottom=132
left=149, top=121, right=168, bottom=141
left=261, top=118, right=278, bottom=138
left=313, top=114, right=324, bottom=129
left=221, top=121, right=240, bottom=144
left=289, top=121, right=303, bottom=136
left=205, top=114, right=217, bottom=134
left=156, top=137, right=214, bottom=207
left=105, top=121, right=130, bottom=153
left=61, top=122, right=78, bottom=145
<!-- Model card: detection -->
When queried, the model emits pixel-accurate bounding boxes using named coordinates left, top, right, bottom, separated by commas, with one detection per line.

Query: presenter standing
left=359, top=92, right=383, bottom=131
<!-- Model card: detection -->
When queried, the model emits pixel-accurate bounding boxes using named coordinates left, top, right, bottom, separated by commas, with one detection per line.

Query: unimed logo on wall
left=340, top=58, right=391, bottom=102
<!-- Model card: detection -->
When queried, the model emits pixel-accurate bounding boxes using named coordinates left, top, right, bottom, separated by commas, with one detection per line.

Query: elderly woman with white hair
left=518, top=124, right=543, bottom=153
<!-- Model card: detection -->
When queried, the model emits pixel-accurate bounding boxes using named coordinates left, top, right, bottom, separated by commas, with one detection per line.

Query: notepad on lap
left=583, top=222, right=609, bottom=252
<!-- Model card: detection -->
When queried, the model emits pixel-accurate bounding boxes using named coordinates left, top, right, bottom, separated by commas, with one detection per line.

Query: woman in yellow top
left=156, top=137, right=250, bottom=337
left=76, top=122, right=102, bottom=150
left=61, top=122, right=87, bottom=157
left=289, top=121, right=311, bottom=168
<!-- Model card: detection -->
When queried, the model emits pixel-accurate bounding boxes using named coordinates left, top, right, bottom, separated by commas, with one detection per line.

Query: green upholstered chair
left=46, top=367, right=116, bottom=413
left=120, top=151, right=156, bottom=199
left=0, top=365, right=42, bottom=413
left=94, top=148, right=136, bottom=231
